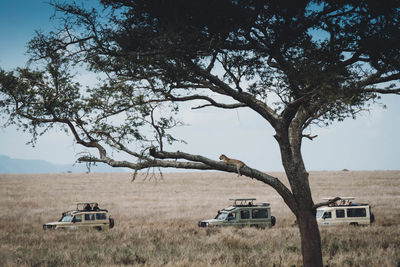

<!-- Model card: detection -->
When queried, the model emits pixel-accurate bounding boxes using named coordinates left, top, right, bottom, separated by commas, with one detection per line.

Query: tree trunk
left=288, top=167, right=324, bottom=267
left=275, top=125, right=324, bottom=267
left=296, top=205, right=323, bottom=267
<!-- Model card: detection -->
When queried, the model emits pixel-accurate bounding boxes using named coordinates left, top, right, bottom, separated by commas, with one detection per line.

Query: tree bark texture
left=297, top=207, right=323, bottom=267
left=275, top=122, right=324, bottom=267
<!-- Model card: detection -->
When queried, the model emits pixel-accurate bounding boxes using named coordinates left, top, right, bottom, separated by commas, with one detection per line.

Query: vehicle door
left=95, top=212, right=108, bottom=229
left=83, top=213, right=96, bottom=227
left=346, top=207, right=369, bottom=225
left=334, top=209, right=346, bottom=225
left=251, top=208, right=269, bottom=227
left=70, top=214, right=83, bottom=229
left=238, top=209, right=251, bottom=227
left=321, top=211, right=334, bottom=226
left=225, top=211, right=238, bottom=226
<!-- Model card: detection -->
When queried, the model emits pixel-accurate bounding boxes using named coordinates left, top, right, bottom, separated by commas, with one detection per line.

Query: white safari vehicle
left=316, top=197, right=374, bottom=226
left=198, top=198, right=276, bottom=228
left=43, top=202, right=115, bottom=230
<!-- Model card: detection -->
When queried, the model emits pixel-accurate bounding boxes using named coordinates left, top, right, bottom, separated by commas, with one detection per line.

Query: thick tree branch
left=77, top=155, right=212, bottom=170
left=162, top=92, right=247, bottom=110
left=185, top=59, right=281, bottom=128
left=358, top=73, right=400, bottom=88
left=313, top=197, right=341, bottom=210
left=191, top=102, right=247, bottom=110
left=340, top=51, right=361, bottom=66
left=149, top=149, right=297, bottom=213
left=363, top=87, right=400, bottom=95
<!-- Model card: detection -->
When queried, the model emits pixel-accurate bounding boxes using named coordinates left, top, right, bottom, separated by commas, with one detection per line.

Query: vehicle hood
left=200, top=219, right=222, bottom=224
left=44, top=221, right=71, bottom=226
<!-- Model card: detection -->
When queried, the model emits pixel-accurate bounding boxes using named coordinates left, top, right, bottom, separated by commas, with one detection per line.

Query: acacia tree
left=1, top=0, right=400, bottom=266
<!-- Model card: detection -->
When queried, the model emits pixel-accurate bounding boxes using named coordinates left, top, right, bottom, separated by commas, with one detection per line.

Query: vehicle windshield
left=316, top=210, right=324, bottom=218
left=60, top=214, right=73, bottom=222
left=215, top=212, right=228, bottom=220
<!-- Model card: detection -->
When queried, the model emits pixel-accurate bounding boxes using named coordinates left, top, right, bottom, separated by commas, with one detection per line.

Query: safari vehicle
left=43, top=202, right=115, bottom=230
left=198, top=198, right=276, bottom=228
left=316, top=197, right=374, bottom=226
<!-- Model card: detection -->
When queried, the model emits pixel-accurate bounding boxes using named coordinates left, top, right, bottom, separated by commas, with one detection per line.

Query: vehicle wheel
left=109, top=217, right=115, bottom=229
left=370, top=213, right=375, bottom=223
left=271, top=216, right=276, bottom=227
left=94, top=226, right=102, bottom=231
left=350, top=222, right=359, bottom=226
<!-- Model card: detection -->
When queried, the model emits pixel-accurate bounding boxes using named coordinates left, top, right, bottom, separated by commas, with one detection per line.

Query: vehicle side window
left=336, top=209, right=345, bottom=218
left=227, top=212, right=236, bottom=220
left=85, top=214, right=95, bottom=221
left=323, top=212, right=332, bottom=219
left=240, top=210, right=250, bottom=219
left=96, top=213, right=107, bottom=220
left=252, top=209, right=268, bottom=219
left=74, top=215, right=82, bottom=222
left=347, top=208, right=366, bottom=217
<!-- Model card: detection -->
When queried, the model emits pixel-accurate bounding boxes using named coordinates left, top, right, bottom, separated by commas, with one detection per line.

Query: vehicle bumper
left=43, top=224, right=56, bottom=230
left=198, top=221, right=208, bottom=227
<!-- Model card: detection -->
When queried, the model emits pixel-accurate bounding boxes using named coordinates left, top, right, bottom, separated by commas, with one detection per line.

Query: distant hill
left=0, top=155, right=127, bottom=174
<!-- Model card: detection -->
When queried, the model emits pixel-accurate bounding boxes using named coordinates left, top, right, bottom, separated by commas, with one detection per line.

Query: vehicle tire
left=94, top=226, right=102, bottom=231
left=370, top=213, right=375, bottom=223
left=350, top=222, right=359, bottom=226
left=271, top=216, right=276, bottom=227
left=109, top=217, right=115, bottom=229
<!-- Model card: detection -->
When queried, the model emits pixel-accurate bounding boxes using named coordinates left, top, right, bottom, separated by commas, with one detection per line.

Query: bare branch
left=92, top=130, right=147, bottom=159
left=206, top=52, right=218, bottom=72
left=191, top=102, right=247, bottom=110
left=150, top=105, right=164, bottom=151
left=302, top=134, right=318, bottom=141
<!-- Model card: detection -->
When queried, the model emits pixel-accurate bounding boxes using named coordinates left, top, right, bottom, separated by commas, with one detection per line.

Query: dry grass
left=0, top=171, right=399, bottom=266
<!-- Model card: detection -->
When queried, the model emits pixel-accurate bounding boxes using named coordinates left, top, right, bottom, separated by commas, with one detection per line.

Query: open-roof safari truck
left=316, top=197, right=374, bottom=226
left=43, top=202, right=115, bottom=230
left=198, top=198, right=276, bottom=228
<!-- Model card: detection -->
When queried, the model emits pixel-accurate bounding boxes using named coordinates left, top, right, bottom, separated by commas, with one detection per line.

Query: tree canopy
left=1, top=1, right=399, bottom=266
left=2, top=0, right=399, bottom=167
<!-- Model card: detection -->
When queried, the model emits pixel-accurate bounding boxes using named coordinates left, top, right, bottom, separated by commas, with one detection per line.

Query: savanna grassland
left=0, top=170, right=399, bottom=266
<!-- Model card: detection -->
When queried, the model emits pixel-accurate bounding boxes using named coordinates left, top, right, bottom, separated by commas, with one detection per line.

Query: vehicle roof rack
left=321, top=197, right=360, bottom=207
left=75, top=202, right=99, bottom=210
left=229, top=198, right=256, bottom=206
left=322, top=197, right=355, bottom=201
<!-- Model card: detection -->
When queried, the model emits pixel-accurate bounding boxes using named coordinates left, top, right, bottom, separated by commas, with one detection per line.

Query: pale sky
left=0, top=0, right=399, bottom=171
